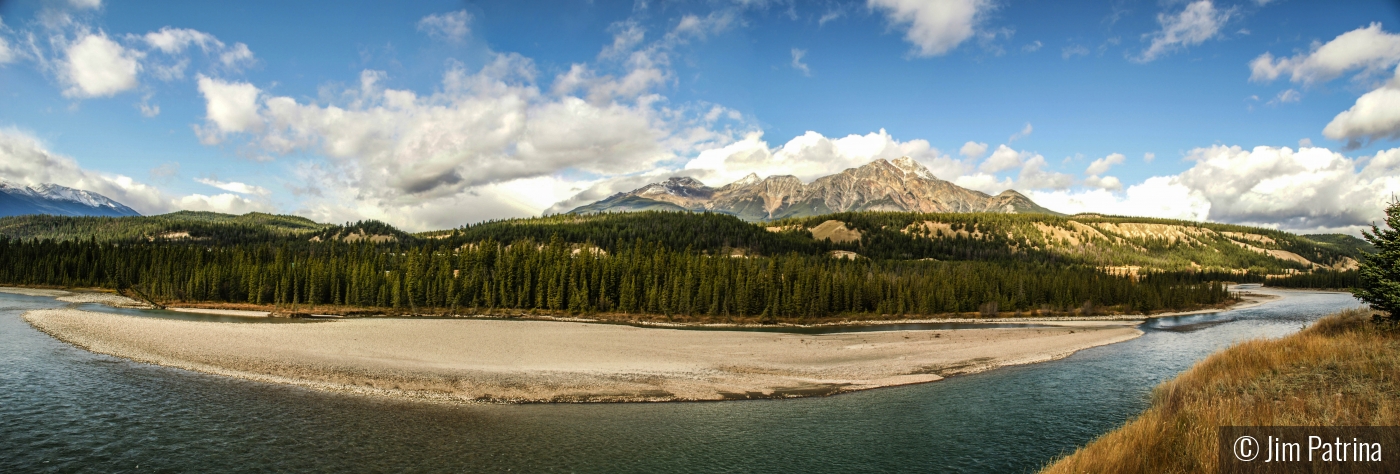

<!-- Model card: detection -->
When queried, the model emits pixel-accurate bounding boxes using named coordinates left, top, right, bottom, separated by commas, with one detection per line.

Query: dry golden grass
left=1041, top=309, right=1400, bottom=474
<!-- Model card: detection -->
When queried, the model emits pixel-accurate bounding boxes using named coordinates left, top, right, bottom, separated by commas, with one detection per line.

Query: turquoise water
left=0, top=288, right=1362, bottom=472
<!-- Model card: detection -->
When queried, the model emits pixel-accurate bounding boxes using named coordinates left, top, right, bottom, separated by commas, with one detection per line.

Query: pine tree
left=1355, top=199, right=1400, bottom=318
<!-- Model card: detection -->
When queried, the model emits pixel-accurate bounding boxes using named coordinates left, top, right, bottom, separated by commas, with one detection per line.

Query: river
left=0, top=287, right=1362, bottom=473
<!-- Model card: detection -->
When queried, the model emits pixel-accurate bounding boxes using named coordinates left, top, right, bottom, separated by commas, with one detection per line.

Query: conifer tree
left=1355, top=199, right=1400, bottom=317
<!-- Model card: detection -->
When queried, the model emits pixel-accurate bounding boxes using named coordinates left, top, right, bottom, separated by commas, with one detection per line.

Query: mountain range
left=0, top=181, right=140, bottom=218
left=568, top=157, right=1059, bottom=221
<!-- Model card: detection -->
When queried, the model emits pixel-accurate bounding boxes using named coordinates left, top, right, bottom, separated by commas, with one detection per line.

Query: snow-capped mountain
left=0, top=181, right=141, bottom=218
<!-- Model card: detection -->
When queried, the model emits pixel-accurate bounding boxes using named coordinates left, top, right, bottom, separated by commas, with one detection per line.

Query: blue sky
left=1, top=0, right=1398, bottom=233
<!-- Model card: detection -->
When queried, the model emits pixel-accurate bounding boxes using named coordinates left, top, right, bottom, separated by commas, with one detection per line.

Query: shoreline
left=1, top=283, right=1277, bottom=328
left=22, top=306, right=1145, bottom=404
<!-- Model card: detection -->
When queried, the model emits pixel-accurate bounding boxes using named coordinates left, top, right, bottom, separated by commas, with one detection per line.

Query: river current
left=0, top=287, right=1362, bottom=473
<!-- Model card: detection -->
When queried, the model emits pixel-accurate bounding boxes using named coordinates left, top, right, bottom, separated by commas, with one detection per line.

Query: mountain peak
left=0, top=182, right=140, bottom=218
left=890, top=156, right=936, bottom=180
left=567, top=158, right=1060, bottom=221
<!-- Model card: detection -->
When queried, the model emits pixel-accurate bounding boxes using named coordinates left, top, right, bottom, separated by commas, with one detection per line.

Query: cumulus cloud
left=978, top=144, right=1025, bottom=173
left=0, top=128, right=165, bottom=214
left=1251, top=25, right=1400, bottom=146
left=0, top=129, right=283, bottom=217
left=62, top=32, right=142, bottom=97
left=417, top=10, right=471, bottom=44
left=960, top=141, right=988, bottom=159
left=790, top=48, right=810, bottom=76
left=1144, top=152, right=1156, bottom=163
left=680, top=129, right=965, bottom=186
left=1323, top=74, right=1400, bottom=147
left=175, top=193, right=273, bottom=214
left=1031, top=177, right=1211, bottom=222
left=195, top=177, right=270, bottom=196
left=1249, top=23, right=1400, bottom=85
left=194, top=75, right=261, bottom=143
left=193, top=48, right=745, bottom=230
left=1034, top=145, right=1400, bottom=233
left=1085, top=152, right=1125, bottom=176
left=1023, top=40, right=1042, bottom=53
left=1136, top=0, right=1232, bottom=63
left=868, top=0, right=989, bottom=57
left=1015, top=155, right=1073, bottom=190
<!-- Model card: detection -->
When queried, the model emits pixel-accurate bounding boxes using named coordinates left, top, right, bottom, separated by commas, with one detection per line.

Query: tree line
left=0, top=235, right=1232, bottom=321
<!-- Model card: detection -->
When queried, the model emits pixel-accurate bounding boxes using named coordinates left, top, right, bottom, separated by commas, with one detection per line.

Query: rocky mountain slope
left=0, top=181, right=140, bottom=218
left=568, top=157, right=1059, bottom=221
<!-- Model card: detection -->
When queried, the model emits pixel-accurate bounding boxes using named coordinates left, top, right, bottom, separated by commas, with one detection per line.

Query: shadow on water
left=0, top=288, right=1362, bottom=473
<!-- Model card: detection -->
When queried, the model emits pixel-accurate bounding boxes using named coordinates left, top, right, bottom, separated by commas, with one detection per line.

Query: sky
left=1, top=0, right=1399, bottom=234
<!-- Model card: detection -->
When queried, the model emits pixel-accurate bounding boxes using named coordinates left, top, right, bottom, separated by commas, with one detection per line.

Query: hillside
left=568, top=157, right=1060, bottom=221
left=437, top=211, right=1365, bottom=277
left=4, top=209, right=1367, bottom=280
left=0, top=211, right=329, bottom=243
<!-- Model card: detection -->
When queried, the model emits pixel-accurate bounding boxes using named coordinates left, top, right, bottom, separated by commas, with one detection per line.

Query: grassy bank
left=1041, top=308, right=1400, bottom=473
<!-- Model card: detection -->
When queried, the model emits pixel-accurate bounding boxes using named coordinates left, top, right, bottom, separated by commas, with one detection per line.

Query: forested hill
left=0, top=211, right=329, bottom=243
left=1, top=210, right=1369, bottom=277
left=428, top=211, right=1366, bottom=276
left=0, top=210, right=1366, bottom=320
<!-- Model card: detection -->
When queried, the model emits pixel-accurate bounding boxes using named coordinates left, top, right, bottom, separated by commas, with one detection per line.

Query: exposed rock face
left=568, top=157, right=1059, bottom=221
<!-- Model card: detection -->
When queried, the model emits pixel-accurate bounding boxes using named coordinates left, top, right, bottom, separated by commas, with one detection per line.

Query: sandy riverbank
left=24, top=308, right=1142, bottom=403
left=0, top=287, right=152, bottom=308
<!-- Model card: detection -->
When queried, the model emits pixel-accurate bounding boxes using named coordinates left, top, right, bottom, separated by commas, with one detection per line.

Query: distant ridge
left=0, top=181, right=140, bottom=218
left=568, top=157, right=1059, bottom=221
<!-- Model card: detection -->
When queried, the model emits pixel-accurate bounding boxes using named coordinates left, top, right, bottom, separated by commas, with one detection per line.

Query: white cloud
left=1008, top=122, right=1032, bottom=141
left=69, top=0, right=101, bottom=10
left=1085, top=152, right=1125, bottom=175
left=1083, top=175, right=1122, bottom=190
left=1023, top=40, right=1042, bottom=53
left=1031, top=177, right=1211, bottom=221
left=142, top=27, right=219, bottom=54
left=953, top=172, right=1013, bottom=194
left=175, top=193, right=273, bottom=214
left=0, top=128, right=166, bottom=214
left=1144, top=152, right=1156, bottom=163
left=1034, top=145, right=1400, bottom=233
left=1299, top=138, right=1313, bottom=148
left=0, top=37, right=16, bottom=65
left=417, top=10, right=471, bottom=44
left=1249, top=23, right=1400, bottom=85
left=195, top=75, right=261, bottom=142
left=818, top=9, right=845, bottom=26
left=219, top=43, right=254, bottom=68
left=1271, top=88, right=1301, bottom=104
left=979, top=144, right=1025, bottom=173
left=791, top=48, right=811, bottom=76
left=960, top=141, right=988, bottom=159
left=1016, top=154, right=1073, bottom=190
left=195, top=177, right=270, bottom=196
left=1062, top=44, right=1088, bottom=59
left=681, top=129, right=965, bottom=186
left=868, top=0, right=989, bottom=57
left=62, top=33, right=142, bottom=97
left=193, top=51, right=744, bottom=230
left=1136, top=0, right=1232, bottom=63
left=670, top=11, right=736, bottom=41
left=1323, top=77, right=1400, bottom=147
